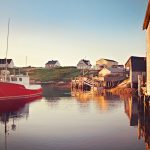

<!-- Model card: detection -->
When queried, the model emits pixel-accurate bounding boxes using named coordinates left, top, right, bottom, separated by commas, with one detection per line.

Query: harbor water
left=0, top=86, right=149, bottom=150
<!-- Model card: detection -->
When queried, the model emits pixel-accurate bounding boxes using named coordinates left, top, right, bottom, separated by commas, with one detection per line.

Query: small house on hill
left=125, top=56, right=146, bottom=88
left=143, top=0, right=150, bottom=95
left=77, top=59, right=92, bottom=70
left=45, top=60, right=60, bottom=69
left=0, top=59, right=14, bottom=68
left=96, top=58, right=118, bottom=69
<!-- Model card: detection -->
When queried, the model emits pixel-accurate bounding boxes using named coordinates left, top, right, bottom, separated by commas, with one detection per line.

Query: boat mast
left=5, top=18, right=10, bottom=81
left=26, top=56, right=27, bottom=67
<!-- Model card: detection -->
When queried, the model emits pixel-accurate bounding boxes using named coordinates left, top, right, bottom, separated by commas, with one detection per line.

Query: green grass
left=28, top=67, right=81, bottom=82
left=0, top=67, right=83, bottom=82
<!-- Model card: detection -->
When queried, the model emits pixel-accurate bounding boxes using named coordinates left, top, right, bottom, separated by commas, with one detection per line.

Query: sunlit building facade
left=143, top=0, right=150, bottom=95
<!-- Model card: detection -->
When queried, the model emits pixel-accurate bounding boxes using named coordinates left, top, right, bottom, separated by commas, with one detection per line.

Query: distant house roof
left=103, top=59, right=118, bottom=63
left=143, top=0, right=150, bottom=29
left=97, top=58, right=118, bottom=63
left=125, top=56, right=146, bottom=72
left=46, top=60, right=58, bottom=65
left=82, top=59, right=92, bottom=66
left=0, top=59, right=12, bottom=64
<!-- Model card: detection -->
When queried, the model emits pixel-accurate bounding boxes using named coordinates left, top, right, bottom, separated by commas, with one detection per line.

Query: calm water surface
left=0, top=87, right=149, bottom=150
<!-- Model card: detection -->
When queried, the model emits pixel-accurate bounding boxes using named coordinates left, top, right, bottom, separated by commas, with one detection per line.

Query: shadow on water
left=138, top=98, right=150, bottom=150
left=119, top=95, right=150, bottom=150
left=42, top=84, right=71, bottom=100
left=123, top=96, right=139, bottom=126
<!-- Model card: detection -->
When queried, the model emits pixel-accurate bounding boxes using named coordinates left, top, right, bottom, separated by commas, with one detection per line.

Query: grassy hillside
left=28, top=67, right=81, bottom=82
left=0, top=67, right=83, bottom=82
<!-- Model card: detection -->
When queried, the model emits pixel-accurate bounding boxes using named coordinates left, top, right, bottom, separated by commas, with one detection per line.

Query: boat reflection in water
left=0, top=96, right=42, bottom=150
left=0, top=96, right=42, bottom=133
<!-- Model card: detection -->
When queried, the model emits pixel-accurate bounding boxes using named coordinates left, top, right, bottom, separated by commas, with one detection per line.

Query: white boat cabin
left=0, top=70, right=29, bottom=86
left=9, top=74, right=30, bottom=86
left=0, top=70, right=41, bottom=89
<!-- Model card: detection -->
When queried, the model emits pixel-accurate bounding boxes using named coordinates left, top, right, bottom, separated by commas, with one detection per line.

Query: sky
left=0, top=0, right=148, bottom=67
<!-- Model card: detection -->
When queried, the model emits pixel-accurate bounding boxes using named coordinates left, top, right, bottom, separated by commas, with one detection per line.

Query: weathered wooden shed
left=125, top=56, right=146, bottom=88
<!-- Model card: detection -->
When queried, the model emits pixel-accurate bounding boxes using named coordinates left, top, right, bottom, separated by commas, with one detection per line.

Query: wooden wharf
left=71, top=75, right=125, bottom=93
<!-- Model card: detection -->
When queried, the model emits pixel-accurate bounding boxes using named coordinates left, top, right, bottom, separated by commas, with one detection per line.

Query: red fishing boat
left=0, top=19, right=42, bottom=100
left=0, top=71, right=42, bottom=100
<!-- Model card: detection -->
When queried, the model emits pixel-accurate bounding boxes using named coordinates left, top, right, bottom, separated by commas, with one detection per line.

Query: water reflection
left=123, top=96, right=138, bottom=126
left=72, top=90, right=150, bottom=150
left=42, top=84, right=71, bottom=99
left=0, top=96, right=41, bottom=133
left=122, top=95, right=150, bottom=150
left=42, top=85, right=71, bottom=108
left=138, top=99, right=150, bottom=150
left=71, top=91, right=121, bottom=111
left=0, top=87, right=149, bottom=150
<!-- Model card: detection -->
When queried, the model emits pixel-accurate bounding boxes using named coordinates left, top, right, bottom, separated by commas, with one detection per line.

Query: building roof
left=125, top=56, right=146, bottom=72
left=103, top=59, right=117, bottom=63
left=46, top=60, right=58, bottom=65
left=0, top=59, right=12, bottom=64
left=82, top=59, right=91, bottom=66
left=99, top=67, right=124, bottom=75
left=78, top=59, right=92, bottom=66
left=143, top=0, right=150, bottom=29
left=109, top=67, right=125, bottom=73
left=97, top=58, right=118, bottom=63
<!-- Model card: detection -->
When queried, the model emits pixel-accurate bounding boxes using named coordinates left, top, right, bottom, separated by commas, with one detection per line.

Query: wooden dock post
left=138, top=75, right=142, bottom=97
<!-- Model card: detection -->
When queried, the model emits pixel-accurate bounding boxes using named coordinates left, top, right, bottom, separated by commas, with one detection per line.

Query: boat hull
left=0, top=82, right=42, bottom=100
